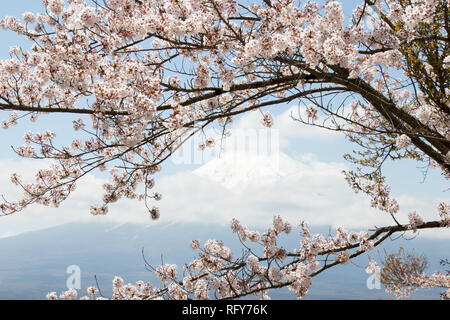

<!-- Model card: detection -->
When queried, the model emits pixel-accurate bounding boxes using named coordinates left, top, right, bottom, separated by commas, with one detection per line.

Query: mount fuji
left=194, top=151, right=314, bottom=192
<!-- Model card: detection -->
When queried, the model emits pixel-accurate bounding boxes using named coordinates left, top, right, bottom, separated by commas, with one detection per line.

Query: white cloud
left=0, top=155, right=447, bottom=239
left=171, top=104, right=341, bottom=167
left=157, top=152, right=449, bottom=239
left=0, top=159, right=109, bottom=235
left=0, top=159, right=184, bottom=235
left=0, top=111, right=447, bottom=240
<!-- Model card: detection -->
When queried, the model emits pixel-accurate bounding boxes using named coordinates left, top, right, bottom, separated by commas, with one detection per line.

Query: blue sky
left=0, top=0, right=448, bottom=299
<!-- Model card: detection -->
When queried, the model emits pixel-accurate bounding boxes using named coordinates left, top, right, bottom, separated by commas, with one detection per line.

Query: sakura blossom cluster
left=396, top=134, right=412, bottom=149
left=366, top=260, right=381, bottom=275
left=344, top=175, right=399, bottom=215
left=260, top=112, right=274, bottom=128
left=384, top=270, right=450, bottom=300
left=407, top=211, right=424, bottom=232
left=437, top=202, right=450, bottom=227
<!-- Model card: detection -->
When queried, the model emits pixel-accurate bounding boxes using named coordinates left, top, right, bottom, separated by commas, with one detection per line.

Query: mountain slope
left=194, top=152, right=306, bottom=191
left=0, top=221, right=446, bottom=300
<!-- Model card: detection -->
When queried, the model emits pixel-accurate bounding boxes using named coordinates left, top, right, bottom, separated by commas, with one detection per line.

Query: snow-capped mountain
left=194, top=151, right=306, bottom=191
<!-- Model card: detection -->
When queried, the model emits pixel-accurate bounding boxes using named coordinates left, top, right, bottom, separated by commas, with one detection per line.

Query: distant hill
left=0, top=221, right=446, bottom=300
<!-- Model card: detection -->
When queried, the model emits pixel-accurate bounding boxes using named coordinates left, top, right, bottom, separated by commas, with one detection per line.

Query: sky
left=0, top=0, right=448, bottom=299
